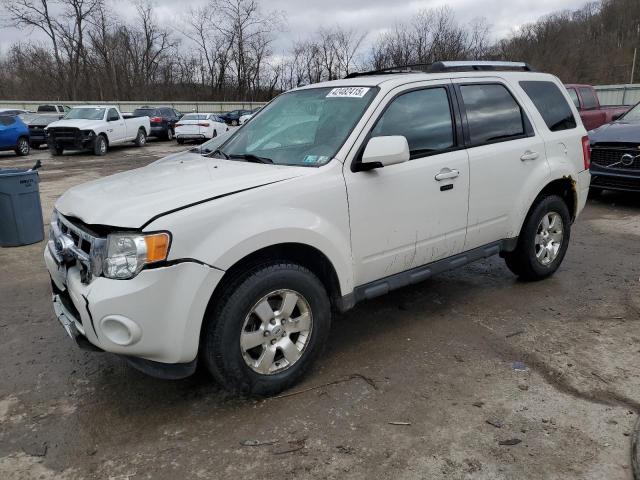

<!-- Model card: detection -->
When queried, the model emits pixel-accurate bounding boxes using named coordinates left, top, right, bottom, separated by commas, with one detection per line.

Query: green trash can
left=0, top=167, right=44, bottom=247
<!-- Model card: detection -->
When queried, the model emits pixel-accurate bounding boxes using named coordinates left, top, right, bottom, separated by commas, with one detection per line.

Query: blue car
left=0, top=114, right=30, bottom=156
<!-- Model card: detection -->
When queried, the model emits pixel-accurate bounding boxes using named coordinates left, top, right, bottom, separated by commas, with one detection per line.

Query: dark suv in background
left=132, top=106, right=182, bottom=140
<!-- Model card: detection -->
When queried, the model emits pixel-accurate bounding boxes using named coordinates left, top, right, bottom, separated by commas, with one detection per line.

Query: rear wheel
left=503, top=195, right=571, bottom=281
left=202, top=262, right=331, bottom=396
left=93, top=135, right=108, bottom=156
left=15, top=136, right=30, bottom=156
left=165, top=128, right=173, bottom=141
left=232, top=119, right=239, bottom=126
left=134, top=128, right=146, bottom=147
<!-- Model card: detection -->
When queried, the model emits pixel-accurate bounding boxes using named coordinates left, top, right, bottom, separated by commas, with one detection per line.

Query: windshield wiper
left=209, top=149, right=229, bottom=159
left=229, top=153, right=274, bottom=164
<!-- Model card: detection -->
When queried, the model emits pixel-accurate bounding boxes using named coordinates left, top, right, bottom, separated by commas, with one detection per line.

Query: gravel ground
left=0, top=140, right=639, bottom=480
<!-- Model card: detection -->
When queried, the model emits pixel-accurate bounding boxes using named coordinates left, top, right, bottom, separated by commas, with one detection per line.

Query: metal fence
left=594, top=84, right=640, bottom=106
left=0, top=100, right=267, bottom=114
left=3, top=84, right=640, bottom=112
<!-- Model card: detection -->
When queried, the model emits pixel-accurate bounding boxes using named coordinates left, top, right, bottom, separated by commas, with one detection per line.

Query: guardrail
left=594, top=84, right=640, bottom=106
left=0, top=100, right=268, bottom=114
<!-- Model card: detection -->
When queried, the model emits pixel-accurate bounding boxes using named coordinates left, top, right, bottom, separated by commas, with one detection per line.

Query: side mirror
left=359, top=135, right=410, bottom=170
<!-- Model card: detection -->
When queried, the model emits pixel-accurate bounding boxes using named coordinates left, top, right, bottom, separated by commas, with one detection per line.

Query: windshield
left=64, top=108, right=105, bottom=120
left=620, top=103, right=640, bottom=123
left=220, top=86, right=377, bottom=166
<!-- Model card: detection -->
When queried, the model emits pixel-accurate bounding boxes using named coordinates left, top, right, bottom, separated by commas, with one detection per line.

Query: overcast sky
left=0, top=0, right=588, bottom=55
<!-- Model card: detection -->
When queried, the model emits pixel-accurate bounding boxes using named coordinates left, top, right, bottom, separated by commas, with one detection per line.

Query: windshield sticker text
left=326, top=87, right=370, bottom=98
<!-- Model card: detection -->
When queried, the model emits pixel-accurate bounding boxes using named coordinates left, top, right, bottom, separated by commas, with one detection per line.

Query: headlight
left=102, top=232, right=171, bottom=279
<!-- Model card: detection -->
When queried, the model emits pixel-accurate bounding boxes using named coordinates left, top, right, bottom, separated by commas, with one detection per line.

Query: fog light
left=100, top=315, right=141, bottom=346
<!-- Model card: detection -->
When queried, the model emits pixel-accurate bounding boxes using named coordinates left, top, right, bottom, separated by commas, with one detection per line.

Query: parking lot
left=0, top=141, right=639, bottom=479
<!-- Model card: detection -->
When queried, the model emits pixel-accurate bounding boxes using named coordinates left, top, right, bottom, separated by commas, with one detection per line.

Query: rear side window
left=566, top=88, right=580, bottom=108
left=578, top=87, right=598, bottom=109
left=520, top=81, right=576, bottom=132
left=460, top=84, right=526, bottom=145
left=38, top=105, right=56, bottom=112
left=371, top=87, right=455, bottom=156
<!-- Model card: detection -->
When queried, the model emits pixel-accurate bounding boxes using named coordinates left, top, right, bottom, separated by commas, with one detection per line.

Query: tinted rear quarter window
left=578, top=87, right=598, bottom=109
left=520, top=81, right=576, bottom=132
left=566, top=88, right=580, bottom=108
left=371, top=87, right=455, bottom=156
left=460, top=84, right=525, bottom=145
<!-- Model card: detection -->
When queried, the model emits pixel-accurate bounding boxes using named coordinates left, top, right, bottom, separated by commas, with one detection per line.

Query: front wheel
left=93, top=135, right=108, bottom=156
left=15, top=136, right=30, bottom=156
left=49, top=144, right=63, bottom=156
left=202, top=263, right=331, bottom=396
left=503, top=195, right=571, bottom=281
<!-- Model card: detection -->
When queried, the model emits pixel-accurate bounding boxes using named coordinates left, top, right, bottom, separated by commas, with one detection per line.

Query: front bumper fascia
left=45, top=245, right=224, bottom=370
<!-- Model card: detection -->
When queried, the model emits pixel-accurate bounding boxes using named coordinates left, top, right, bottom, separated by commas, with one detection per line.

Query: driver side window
left=107, top=108, right=120, bottom=121
left=371, top=87, right=455, bottom=158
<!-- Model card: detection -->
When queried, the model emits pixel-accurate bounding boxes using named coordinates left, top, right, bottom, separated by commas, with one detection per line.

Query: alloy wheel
left=535, top=211, right=564, bottom=266
left=240, top=289, right=313, bottom=375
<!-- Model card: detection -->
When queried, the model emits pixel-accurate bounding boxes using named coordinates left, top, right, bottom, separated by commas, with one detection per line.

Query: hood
left=46, top=119, right=105, bottom=130
left=590, top=121, right=640, bottom=145
left=55, top=154, right=311, bottom=228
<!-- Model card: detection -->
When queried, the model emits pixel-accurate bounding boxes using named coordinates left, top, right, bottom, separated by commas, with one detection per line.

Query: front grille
left=48, top=127, right=81, bottom=143
left=591, top=147, right=640, bottom=170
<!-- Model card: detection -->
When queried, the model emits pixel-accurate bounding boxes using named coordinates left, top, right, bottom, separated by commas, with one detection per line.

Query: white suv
left=45, top=61, right=591, bottom=395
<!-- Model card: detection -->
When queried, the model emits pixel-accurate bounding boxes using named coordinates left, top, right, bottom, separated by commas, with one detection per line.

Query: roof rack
left=344, top=61, right=536, bottom=79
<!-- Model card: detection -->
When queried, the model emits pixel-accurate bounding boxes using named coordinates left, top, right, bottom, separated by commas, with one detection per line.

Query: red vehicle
left=564, top=84, right=630, bottom=131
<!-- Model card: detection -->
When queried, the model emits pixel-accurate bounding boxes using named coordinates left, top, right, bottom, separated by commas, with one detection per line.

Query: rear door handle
left=520, top=151, right=539, bottom=161
left=435, top=168, right=460, bottom=181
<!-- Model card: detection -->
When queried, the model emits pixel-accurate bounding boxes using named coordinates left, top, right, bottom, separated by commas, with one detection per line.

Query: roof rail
left=428, top=61, right=536, bottom=72
left=344, top=61, right=536, bottom=79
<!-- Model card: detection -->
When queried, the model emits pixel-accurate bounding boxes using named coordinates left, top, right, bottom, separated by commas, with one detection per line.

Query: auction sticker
left=326, top=87, right=370, bottom=98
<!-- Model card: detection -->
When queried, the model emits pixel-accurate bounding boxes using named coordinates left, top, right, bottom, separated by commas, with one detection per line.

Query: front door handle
left=435, top=168, right=460, bottom=181
left=520, top=151, right=539, bottom=161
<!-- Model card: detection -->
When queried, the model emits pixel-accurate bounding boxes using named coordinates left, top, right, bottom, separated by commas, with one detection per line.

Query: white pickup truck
left=45, top=61, right=591, bottom=396
left=45, top=105, right=150, bottom=156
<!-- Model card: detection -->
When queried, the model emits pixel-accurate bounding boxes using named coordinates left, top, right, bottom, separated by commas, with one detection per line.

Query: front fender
left=146, top=164, right=354, bottom=295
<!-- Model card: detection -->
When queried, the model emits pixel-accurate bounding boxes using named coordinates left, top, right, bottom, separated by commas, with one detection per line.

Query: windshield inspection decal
left=303, top=155, right=329, bottom=164
left=326, top=87, right=370, bottom=98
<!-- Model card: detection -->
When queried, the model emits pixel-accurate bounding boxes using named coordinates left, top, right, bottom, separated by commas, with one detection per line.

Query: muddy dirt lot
left=0, top=142, right=639, bottom=480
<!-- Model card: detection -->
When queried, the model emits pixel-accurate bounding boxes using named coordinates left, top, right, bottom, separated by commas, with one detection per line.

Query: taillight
left=175, top=123, right=182, bottom=127
left=150, top=116, right=162, bottom=123
left=197, top=122, right=210, bottom=127
left=581, top=135, right=591, bottom=170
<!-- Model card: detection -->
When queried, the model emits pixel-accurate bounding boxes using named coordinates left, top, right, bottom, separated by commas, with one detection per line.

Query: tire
left=232, top=120, right=239, bottom=126
left=93, top=135, right=108, bottom=156
left=213, top=130, right=217, bottom=138
left=49, top=144, right=63, bottom=156
left=165, top=128, right=173, bottom=141
left=503, top=194, right=571, bottom=281
left=177, top=138, right=184, bottom=145
left=134, top=128, right=146, bottom=147
left=202, top=262, right=331, bottom=396
left=15, top=136, right=30, bottom=156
